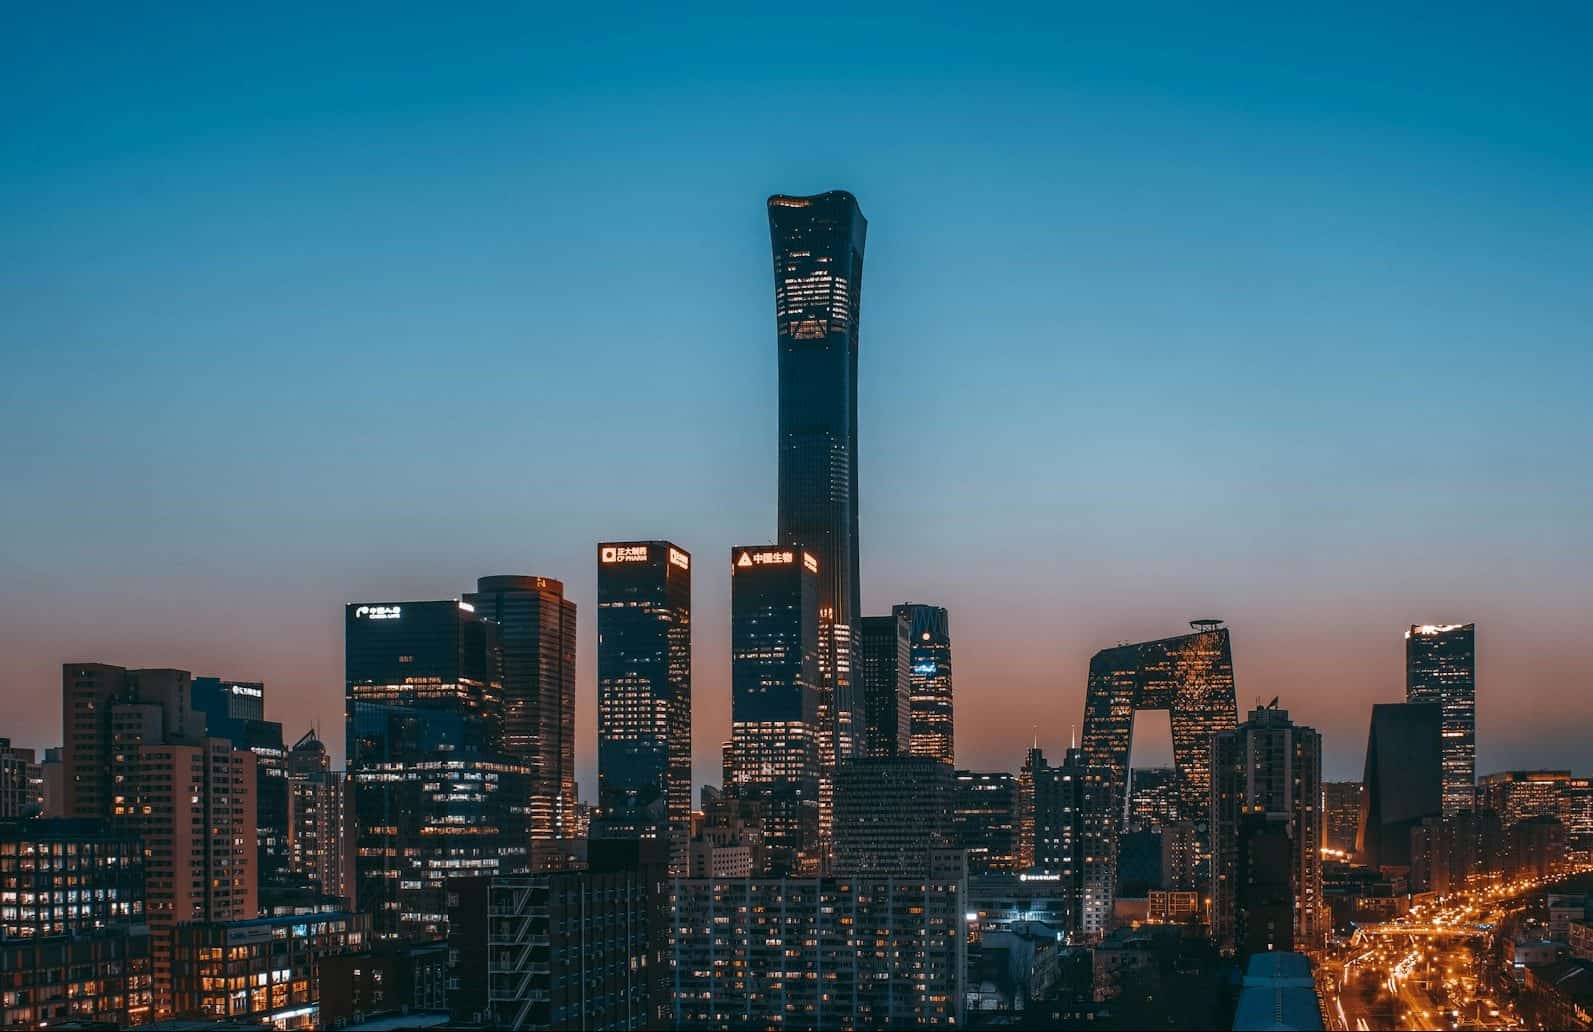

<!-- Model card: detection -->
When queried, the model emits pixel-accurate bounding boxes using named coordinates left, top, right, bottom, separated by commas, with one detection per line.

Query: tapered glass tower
left=768, top=191, right=867, bottom=769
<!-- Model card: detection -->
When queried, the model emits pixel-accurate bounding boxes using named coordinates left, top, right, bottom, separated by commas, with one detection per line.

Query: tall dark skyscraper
left=769, top=191, right=868, bottom=769
left=594, top=541, right=692, bottom=869
left=345, top=599, right=531, bottom=939
left=464, top=575, right=578, bottom=868
left=1028, top=746, right=1115, bottom=938
left=899, top=603, right=954, bottom=764
left=1406, top=622, right=1476, bottom=818
left=1356, top=702, right=1443, bottom=870
left=857, top=611, right=910, bottom=758
left=727, top=545, right=822, bottom=874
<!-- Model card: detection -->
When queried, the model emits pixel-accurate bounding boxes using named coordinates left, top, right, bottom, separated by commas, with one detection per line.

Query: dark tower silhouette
left=768, top=191, right=867, bottom=770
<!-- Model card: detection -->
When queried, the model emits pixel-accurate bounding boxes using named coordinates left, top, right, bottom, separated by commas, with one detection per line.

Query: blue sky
left=2, top=4, right=1590, bottom=791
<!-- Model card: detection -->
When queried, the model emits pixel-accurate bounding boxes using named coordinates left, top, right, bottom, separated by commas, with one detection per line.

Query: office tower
left=1079, top=622, right=1237, bottom=932
left=191, top=677, right=291, bottom=895
left=769, top=190, right=868, bottom=772
left=1128, top=766, right=1179, bottom=831
left=594, top=542, right=692, bottom=866
left=1030, top=747, right=1115, bottom=939
left=858, top=611, right=911, bottom=757
left=832, top=756, right=956, bottom=876
left=1356, top=702, right=1443, bottom=870
left=1210, top=705, right=1324, bottom=954
left=1406, top=623, right=1476, bottom=818
left=899, top=602, right=955, bottom=763
left=0, top=928, right=153, bottom=1027
left=1081, top=622, right=1238, bottom=834
left=170, top=909, right=369, bottom=1025
left=727, top=546, right=822, bottom=874
left=0, top=740, right=43, bottom=818
left=345, top=599, right=532, bottom=940
left=670, top=871, right=966, bottom=1029
left=1479, top=770, right=1573, bottom=828
left=463, top=576, right=578, bottom=867
left=954, top=769, right=1023, bottom=875
left=285, top=730, right=357, bottom=907
left=1321, top=781, right=1364, bottom=855
left=0, top=818, right=145, bottom=936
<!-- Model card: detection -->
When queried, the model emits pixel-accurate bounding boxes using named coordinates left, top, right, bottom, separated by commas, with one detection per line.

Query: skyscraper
left=857, top=611, right=910, bottom=757
left=594, top=541, right=692, bottom=868
left=464, top=576, right=578, bottom=867
left=345, top=599, right=531, bottom=939
left=1406, top=623, right=1476, bottom=818
left=1081, top=622, right=1238, bottom=832
left=727, top=545, right=822, bottom=874
left=1356, top=702, right=1443, bottom=870
left=1210, top=704, right=1324, bottom=954
left=899, top=602, right=954, bottom=764
left=769, top=191, right=868, bottom=769
left=953, top=769, right=1023, bottom=875
left=285, top=730, right=357, bottom=908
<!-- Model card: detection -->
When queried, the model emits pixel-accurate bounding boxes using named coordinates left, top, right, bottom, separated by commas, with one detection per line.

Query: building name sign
left=601, top=545, right=651, bottom=564
left=668, top=547, right=690, bottom=571
left=354, top=605, right=402, bottom=620
left=229, top=684, right=263, bottom=698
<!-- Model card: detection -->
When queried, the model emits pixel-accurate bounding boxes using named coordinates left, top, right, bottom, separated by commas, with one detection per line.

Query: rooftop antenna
left=1032, top=725, right=1039, bottom=750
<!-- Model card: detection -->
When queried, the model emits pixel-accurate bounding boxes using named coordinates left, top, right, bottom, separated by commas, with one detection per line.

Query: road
left=1318, top=865, right=1593, bottom=1031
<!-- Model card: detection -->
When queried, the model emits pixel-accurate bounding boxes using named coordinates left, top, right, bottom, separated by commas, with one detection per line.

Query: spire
left=1070, top=724, right=1077, bottom=751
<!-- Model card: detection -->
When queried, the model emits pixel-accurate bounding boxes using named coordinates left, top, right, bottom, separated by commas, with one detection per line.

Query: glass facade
left=594, top=541, right=692, bottom=867
left=463, top=576, right=579, bottom=863
left=899, top=603, right=954, bottom=765
left=727, top=546, right=822, bottom=874
left=345, top=599, right=531, bottom=940
left=769, top=191, right=868, bottom=771
left=1406, top=622, right=1476, bottom=818
left=857, top=611, right=910, bottom=758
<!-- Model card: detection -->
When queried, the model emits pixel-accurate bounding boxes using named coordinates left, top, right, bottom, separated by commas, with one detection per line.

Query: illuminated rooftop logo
left=353, top=605, right=401, bottom=620
left=600, top=544, right=651, bottom=564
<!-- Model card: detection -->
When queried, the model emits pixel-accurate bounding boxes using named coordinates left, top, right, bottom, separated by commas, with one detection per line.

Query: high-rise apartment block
left=60, top=663, right=258, bottom=1016
left=1406, top=623, right=1476, bottom=818
left=1210, top=705, right=1324, bottom=954
left=669, top=872, right=966, bottom=1029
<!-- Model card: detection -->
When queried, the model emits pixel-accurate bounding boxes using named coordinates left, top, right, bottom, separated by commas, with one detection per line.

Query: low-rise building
left=0, top=924, right=153, bottom=1027
left=169, top=910, right=369, bottom=1027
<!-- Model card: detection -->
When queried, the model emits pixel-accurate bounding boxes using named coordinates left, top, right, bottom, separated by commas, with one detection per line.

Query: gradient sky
left=3, top=5, right=1591, bottom=796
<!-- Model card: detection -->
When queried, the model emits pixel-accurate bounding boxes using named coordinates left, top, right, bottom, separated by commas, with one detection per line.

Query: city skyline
left=4, top=7, right=1592, bottom=799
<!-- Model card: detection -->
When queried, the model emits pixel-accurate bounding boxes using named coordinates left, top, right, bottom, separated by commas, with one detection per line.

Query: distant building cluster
left=4, top=190, right=1586, bottom=1031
